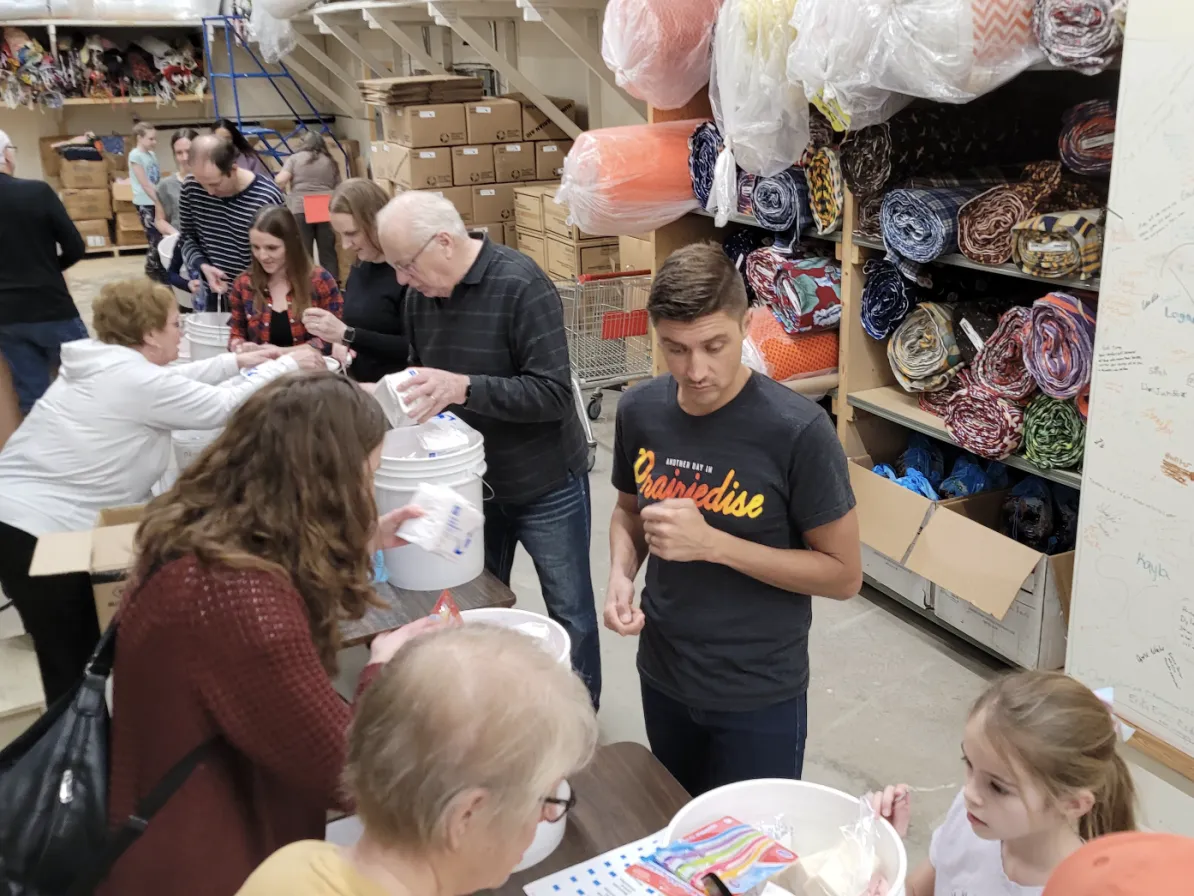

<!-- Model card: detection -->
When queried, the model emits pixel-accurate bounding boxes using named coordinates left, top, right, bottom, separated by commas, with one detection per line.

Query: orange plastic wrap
left=556, top=120, right=704, bottom=236
left=744, top=308, right=839, bottom=382
left=601, top=0, right=724, bottom=110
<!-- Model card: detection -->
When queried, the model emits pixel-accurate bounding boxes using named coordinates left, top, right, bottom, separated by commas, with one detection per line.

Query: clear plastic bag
left=707, top=0, right=809, bottom=226
left=772, top=798, right=884, bottom=896
left=249, top=2, right=301, bottom=64
left=48, top=0, right=221, bottom=19
left=601, top=0, right=723, bottom=110
left=555, top=120, right=703, bottom=236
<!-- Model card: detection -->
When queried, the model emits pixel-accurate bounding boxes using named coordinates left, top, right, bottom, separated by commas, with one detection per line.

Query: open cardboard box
left=28, top=505, right=144, bottom=630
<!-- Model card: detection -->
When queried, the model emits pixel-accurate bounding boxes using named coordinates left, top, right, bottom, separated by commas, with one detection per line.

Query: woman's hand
left=866, top=784, right=910, bottom=838
left=290, top=345, right=328, bottom=372
left=373, top=505, right=424, bottom=552
left=330, top=342, right=353, bottom=368
left=368, top=615, right=445, bottom=665
left=302, top=307, right=348, bottom=344
left=234, top=345, right=284, bottom=368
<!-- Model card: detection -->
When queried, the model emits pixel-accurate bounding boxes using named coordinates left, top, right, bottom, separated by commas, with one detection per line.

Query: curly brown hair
left=133, top=372, right=387, bottom=673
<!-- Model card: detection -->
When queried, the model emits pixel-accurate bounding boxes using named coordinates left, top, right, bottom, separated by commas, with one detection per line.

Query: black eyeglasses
left=543, top=784, right=577, bottom=823
left=392, top=233, right=439, bottom=274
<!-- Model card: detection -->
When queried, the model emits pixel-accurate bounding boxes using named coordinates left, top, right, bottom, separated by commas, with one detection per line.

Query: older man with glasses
left=375, top=190, right=602, bottom=708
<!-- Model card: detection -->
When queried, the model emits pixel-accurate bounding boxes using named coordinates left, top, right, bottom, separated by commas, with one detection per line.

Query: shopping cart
left=558, top=270, right=653, bottom=471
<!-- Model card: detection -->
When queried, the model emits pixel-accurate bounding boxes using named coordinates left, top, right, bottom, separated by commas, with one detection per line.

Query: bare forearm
left=610, top=505, right=647, bottom=581
left=708, top=530, right=859, bottom=598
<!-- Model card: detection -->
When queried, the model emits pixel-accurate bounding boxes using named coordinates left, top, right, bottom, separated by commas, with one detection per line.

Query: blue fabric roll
left=881, top=186, right=982, bottom=283
left=860, top=259, right=914, bottom=340
left=751, top=168, right=814, bottom=232
left=688, top=121, right=723, bottom=209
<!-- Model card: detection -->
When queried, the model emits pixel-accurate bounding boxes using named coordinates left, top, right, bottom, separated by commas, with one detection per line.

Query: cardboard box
left=546, top=236, right=619, bottom=280
left=116, top=228, right=149, bottom=247
left=111, top=180, right=134, bottom=204
left=451, top=145, right=496, bottom=186
left=323, top=136, right=362, bottom=179
left=517, top=229, right=546, bottom=269
left=543, top=197, right=599, bottom=241
left=504, top=93, right=579, bottom=141
left=29, top=505, right=144, bottom=630
left=905, top=491, right=1072, bottom=669
left=504, top=222, right=518, bottom=249
left=62, top=189, right=112, bottom=221
left=471, top=184, right=516, bottom=223
left=469, top=222, right=507, bottom=246
left=75, top=219, right=111, bottom=252
left=60, top=159, right=109, bottom=190
left=373, top=143, right=453, bottom=189
left=103, top=136, right=135, bottom=175
left=372, top=177, right=395, bottom=198
left=618, top=235, right=654, bottom=273
left=115, top=210, right=143, bottom=232
left=514, top=184, right=557, bottom=233
left=535, top=140, right=572, bottom=180
left=494, top=143, right=538, bottom=183
left=465, top=98, right=524, bottom=144
left=380, top=103, right=468, bottom=148
left=417, top=185, right=473, bottom=225
left=862, top=544, right=932, bottom=609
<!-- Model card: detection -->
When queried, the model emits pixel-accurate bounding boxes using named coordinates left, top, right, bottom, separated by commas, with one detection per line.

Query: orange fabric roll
left=557, top=120, right=705, bottom=236
left=747, top=309, right=839, bottom=381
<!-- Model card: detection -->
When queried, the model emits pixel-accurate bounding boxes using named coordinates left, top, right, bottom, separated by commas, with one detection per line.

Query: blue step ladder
left=201, top=15, right=350, bottom=176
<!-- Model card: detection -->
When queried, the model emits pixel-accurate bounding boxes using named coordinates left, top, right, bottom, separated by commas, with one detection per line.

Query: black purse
left=0, top=626, right=216, bottom=896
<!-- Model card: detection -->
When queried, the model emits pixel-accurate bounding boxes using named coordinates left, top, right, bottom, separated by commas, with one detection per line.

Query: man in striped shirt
left=181, top=135, right=283, bottom=311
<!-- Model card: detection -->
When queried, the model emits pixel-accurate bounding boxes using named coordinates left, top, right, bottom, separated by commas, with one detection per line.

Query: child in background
left=869, top=671, right=1137, bottom=896
left=128, top=121, right=167, bottom=284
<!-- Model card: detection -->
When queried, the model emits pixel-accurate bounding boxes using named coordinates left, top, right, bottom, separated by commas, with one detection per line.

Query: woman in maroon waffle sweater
left=97, top=372, right=435, bottom=896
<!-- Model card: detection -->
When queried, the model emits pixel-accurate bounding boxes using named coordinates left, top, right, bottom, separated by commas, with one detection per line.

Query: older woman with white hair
left=235, top=623, right=598, bottom=895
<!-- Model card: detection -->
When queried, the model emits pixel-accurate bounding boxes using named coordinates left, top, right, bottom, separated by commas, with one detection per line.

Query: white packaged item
left=395, top=482, right=485, bottom=560
left=707, top=0, right=810, bottom=226
left=374, top=368, right=421, bottom=428
left=418, top=416, right=471, bottom=455
left=771, top=799, right=883, bottom=896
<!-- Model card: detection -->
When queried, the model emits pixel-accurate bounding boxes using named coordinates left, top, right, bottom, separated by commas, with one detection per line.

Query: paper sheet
left=523, top=832, right=666, bottom=896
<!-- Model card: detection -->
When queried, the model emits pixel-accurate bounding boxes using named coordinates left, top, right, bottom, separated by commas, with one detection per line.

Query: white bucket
left=171, top=428, right=221, bottom=471
left=460, top=608, right=571, bottom=666
left=374, top=415, right=487, bottom=591
left=185, top=311, right=231, bottom=362
left=665, top=779, right=908, bottom=896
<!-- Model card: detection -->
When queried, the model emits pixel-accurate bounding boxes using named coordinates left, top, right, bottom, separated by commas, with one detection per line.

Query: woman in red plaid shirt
left=227, top=207, right=346, bottom=364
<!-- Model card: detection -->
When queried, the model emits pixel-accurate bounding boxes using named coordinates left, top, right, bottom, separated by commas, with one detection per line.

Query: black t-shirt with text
left=611, top=373, right=855, bottom=712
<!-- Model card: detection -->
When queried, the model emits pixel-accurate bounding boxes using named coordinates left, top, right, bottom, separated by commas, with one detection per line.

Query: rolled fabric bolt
left=1033, top=0, right=1123, bottom=74
left=919, top=368, right=973, bottom=419
left=1026, top=292, right=1096, bottom=398
left=1059, top=99, right=1116, bottom=176
left=806, top=146, right=844, bottom=234
left=688, top=120, right=723, bottom=209
left=860, top=259, right=913, bottom=340
left=1011, top=209, right=1105, bottom=280
left=971, top=306, right=1037, bottom=401
left=881, top=186, right=983, bottom=283
left=1022, top=394, right=1086, bottom=469
left=886, top=302, right=964, bottom=393
left=956, top=161, right=1063, bottom=265
left=751, top=168, right=813, bottom=233
left=945, top=385, right=1027, bottom=460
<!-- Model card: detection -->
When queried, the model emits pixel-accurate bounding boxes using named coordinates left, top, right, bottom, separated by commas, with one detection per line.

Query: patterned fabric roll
left=887, top=302, right=964, bottom=392
left=688, top=121, right=723, bottom=208
left=855, top=193, right=886, bottom=240
left=1059, top=99, right=1116, bottom=176
left=945, top=385, right=1027, bottom=459
left=951, top=301, right=1004, bottom=365
left=1000, top=477, right=1055, bottom=551
left=956, top=161, right=1064, bottom=265
left=1022, top=394, right=1086, bottom=469
left=882, top=186, right=983, bottom=282
left=860, top=259, right=913, bottom=340
left=723, top=227, right=773, bottom=304
left=736, top=172, right=757, bottom=216
left=806, top=147, right=844, bottom=235
left=1037, top=177, right=1107, bottom=214
left=1033, top=0, right=1123, bottom=74
left=1026, top=292, right=1096, bottom=398
left=1011, top=209, right=1105, bottom=280
left=751, top=168, right=814, bottom=232
left=971, top=306, right=1037, bottom=400
left=919, top=368, right=973, bottom=418
left=745, top=248, right=842, bottom=334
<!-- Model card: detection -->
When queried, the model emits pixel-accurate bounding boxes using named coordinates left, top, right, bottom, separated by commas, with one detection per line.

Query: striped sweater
left=179, top=174, right=284, bottom=285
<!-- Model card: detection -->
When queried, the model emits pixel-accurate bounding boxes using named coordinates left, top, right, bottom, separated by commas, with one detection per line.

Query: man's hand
left=201, top=263, right=229, bottom=294
left=641, top=498, right=716, bottom=562
left=396, top=367, right=470, bottom=423
left=374, top=505, right=425, bottom=552
left=603, top=573, right=645, bottom=636
left=368, top=615, right=444, bottom=665
left=302, top=307, right=348, bottom=344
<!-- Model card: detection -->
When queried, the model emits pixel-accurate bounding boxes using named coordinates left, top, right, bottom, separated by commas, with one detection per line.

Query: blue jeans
left=484, top=473, right=602, bottom=708
left=641, top=681, right=808, bottom=797
left=0, top=317, right=89, bottom=414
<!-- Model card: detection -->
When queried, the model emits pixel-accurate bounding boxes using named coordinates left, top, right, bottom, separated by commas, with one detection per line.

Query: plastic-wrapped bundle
left=881, top=186, right=984, bottom=282
left=898, top=433, right=946, bottom=488
left=939, top=454, right=1009, bottom=497
left=601, top=0, right=723, bottom=110
left=557, top=120, right=704, bottom=236
left=945, top=385, right=1027, bottom=459
left=1011, top=209, right=1105, bottom=280
left=887, top=302, right=964, bottom=392
left=1032, top=0, right=1124, bottom=74
left=1001, top=477, right=1055, bottom=550
left=6, top=1, right=51, bottom=18
left=1025, top=292, right=1096, bottom=398
left=872, top=464, right=941, bottom=499
left=751, top=168, right=813, bottom=232
left=1059, top=100, right=1115, bottom=176
left=742, top=307, right=840, bottom=381
left=707, top=0, right=810, bottom=225
left=1022, top=395, right=1085, bottom=469
left=689, top=122, right=723, bottom=209
left=48, top=0, right=221, bottom=18
left=864, top=0, right=1043, bottom=103
left=971, top=306, right=1037, bottom=400
left=860, top=259, right=913, bottom=340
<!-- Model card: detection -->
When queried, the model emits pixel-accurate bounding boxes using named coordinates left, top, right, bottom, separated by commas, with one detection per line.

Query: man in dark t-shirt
left=607, top=242, right=861, bottom=797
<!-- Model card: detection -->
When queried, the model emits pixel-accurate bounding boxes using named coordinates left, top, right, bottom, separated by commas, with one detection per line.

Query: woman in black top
left=302, top=179, right=409, bottom=383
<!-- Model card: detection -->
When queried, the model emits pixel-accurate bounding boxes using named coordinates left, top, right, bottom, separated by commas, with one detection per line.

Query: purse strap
left=67, top=737, right=221, bottom=896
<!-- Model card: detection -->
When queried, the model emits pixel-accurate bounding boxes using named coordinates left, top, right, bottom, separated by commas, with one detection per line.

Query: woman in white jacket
left=0, top=278, right=324, bottom=704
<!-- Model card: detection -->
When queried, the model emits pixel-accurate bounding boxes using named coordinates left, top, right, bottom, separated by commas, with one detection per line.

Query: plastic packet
left=418, top=417, right=471, bottom=455
left=433, top=590, right=463, bottom=623
left=707, top=0, right=810, bottom=225
left=396, top=482, right=485, bottom=559
left=772, top=798, right=881, bottom=896
left=249, top=2, right=300, bottom=64
left=373, top=368, right=421, bottom=428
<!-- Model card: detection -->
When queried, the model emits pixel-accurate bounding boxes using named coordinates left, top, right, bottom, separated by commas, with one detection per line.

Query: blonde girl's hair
left=972, top=671, right=1137, bottom=840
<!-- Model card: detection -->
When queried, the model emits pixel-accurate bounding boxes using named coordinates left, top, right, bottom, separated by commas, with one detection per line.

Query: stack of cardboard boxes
left=370, top=94, right=578, bottom=250
left=514, top=183, right=619, bottom=280
left=59, top=158, right=114, bottom=252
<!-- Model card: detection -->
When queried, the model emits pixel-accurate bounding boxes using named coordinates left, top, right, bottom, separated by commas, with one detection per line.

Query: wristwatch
left=463, top=378, right=472, bottom=406
left=343, top=326, right=356, bottom=345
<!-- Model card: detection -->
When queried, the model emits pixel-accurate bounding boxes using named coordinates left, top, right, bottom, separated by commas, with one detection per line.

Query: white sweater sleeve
left=169, top=353, right=240, bottom=385
left=133, top=355, right=301, bottom=431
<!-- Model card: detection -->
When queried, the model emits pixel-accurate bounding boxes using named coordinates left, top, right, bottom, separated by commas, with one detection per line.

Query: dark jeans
left=0, top=521, right=100, bottom=706
left=137, top=203, right=167, bottom=283
left=484, top=473, right=601, bottom=708
left=0, top=316, right=89, bottom=414
left=641, top=681, right=807, bottom=797
left=296, top=212, right=339, bottom=282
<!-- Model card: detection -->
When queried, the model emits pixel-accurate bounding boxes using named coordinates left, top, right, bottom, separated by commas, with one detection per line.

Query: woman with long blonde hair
left=96, top=373, right=434, bottom=896
left=302, top=178, right=410, bottom=382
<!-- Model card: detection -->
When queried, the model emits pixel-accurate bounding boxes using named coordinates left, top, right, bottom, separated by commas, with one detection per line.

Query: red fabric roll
left=971, top=306, right=1037, bottom=401
left=919, top=368, right=973, bottom=419
left=945, top=385, right=1027, bottom=459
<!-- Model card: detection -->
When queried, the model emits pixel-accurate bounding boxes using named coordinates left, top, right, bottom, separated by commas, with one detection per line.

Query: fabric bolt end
left=951, top=301, right=1004, bottom=366
left=944, top=385, right=1027, bottom=459
left=1032, top=0, right=1124, bottom=74
left=1022, top=394, right=1086, bottom=469
left=860, top=258, right=913, bottom=340
left=881, top=186, right=983, bottom=283
left=806, top=147, right=844, bottom=234
left=689, top=120, right=725, bottom=209
left=886, top=301, right=964, bottom=393
left=1059, top=98, right=1116, bottom=176
left=744, top=247, right=842, bottom=335
left=1025, top=291, right=1096, bottom=398
left=1000, top=476, right=1055, bottom=552
left=750, top=168, right=814, bottom=233
left=919, top=368, right=973, bottom=419
left=971, top=306, right=1037, bottom=400
left=1011, top=208, right=1105, bottom=280
left=723, top=227, right=773, bottom=304
left=956, top=161, right=1064, bottom=265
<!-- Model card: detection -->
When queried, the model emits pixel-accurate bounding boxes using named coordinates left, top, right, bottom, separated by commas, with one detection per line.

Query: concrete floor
left=47, top=255, right=1011, bottom=863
